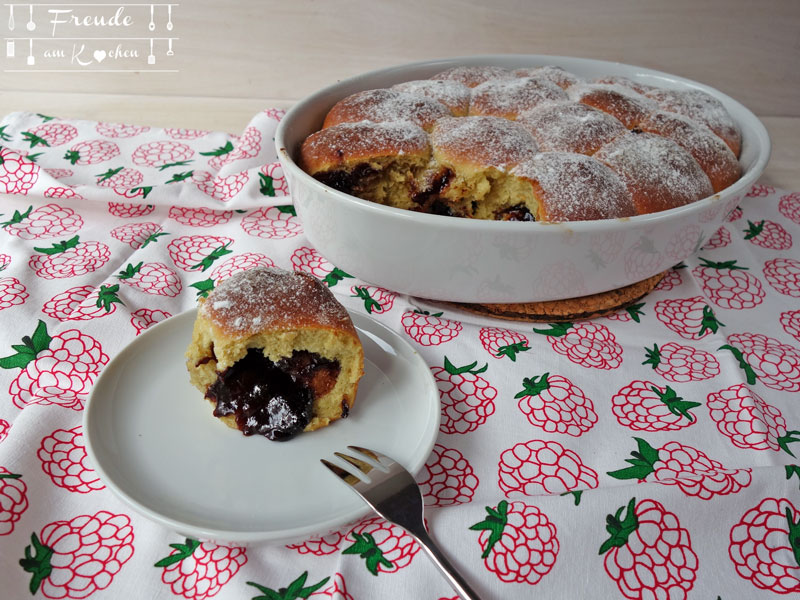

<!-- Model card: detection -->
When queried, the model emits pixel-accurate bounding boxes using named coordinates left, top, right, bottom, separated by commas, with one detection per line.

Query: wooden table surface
left=2, top=0, right=798, bottom=190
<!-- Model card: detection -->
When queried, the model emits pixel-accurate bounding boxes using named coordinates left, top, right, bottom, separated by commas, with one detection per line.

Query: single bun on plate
left=298, top=63, right=744, bottom=222
left=186, top=267, right=365, bottom=441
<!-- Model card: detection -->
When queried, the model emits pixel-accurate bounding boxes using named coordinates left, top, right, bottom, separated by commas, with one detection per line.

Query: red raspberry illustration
left=0, top=147, right=40, bottom=194
left=479, top=326, right=530, bottom=361
left=351, top=285, right=396, bottom=315
left=665, top=224, right=702, bottom=261
left=692, top=257, right=765, bottom=309
left=165, top=127, right=210, bottom=140
left=130, top=308, right=172, bottom=335
left=309, top=572, right=353, bottom=600
left=169, top=206, right=233, bottom=228
left=624, top=236, right=663, bottom=280
left=746, top=183, right=774, bottom=197
left=248, top=572, right=331, bottom=600
left=259, top=162, right=290, bottom=196
left=604, top=302, right=645, bottom=323
left=612, top=380, right=699, bottom=431
left=204, top=127, right=262, bottom=170
left=291, top=246, right=353, bottom=287
left=743, top=219, right=793, bottom=249
left=5, top=322, right=109, bottom=410
left=654, top=268, right=683, bottom=291
left=0, top=277, right=28, bottom=311
left=44, top=187, right=84, bottom=201
left=192, top=170, right=249, bottom=202
left=23, top=123, right=78, bottom=147
left=0, top=466, right=28, bottom=535
left=344, top=517, right=420, bottom=575
left=29, top=236, right=110, bottom=279
left=402, top=310, right=463, bottom=346
left=0, top=419, right=10, bottom=442
left=418, top=444, right=479, bottom=506
left=107, top=201, right=155, bottom=218
left=210, top=253, right=275, bottom=284
left=600, top=498, right=697, bottom=600
left=702, top=225, right=731, bottom=249
left=533, top=321, right=623, bottom=369
left=498, top=439, right=598, bottom=496
left=608, top=437, right=751, bottom=499
left=470, top=500, right=558, bottom=585
left=653, top=296, right=723, bottom=340
left=132, top=140, right=194, bottom=168
left=0, top=253, right=10, bottom=270
left=44, top=168, right=74, bottom=180
left=706, top=384, right=800, bottom=455
left=764, top=257, right=800, bottom=297
left=3, top=203, right=83, bottom=240
left=63, top=139, right=120, bottom=165
left=156, top=538, right=247, bottom=600
left=241, top=205, right=302, bottom=238
left=38, top=426, right=104, bottom=493
left=110, top=221, right=166, bottom=249
left=95, top=121, right=150, bottom=138
left=726, top=205, right=743, bottom=222
left=118, top=262, right=182, bottom=297
left=643, top=342, right=720, bottom=382
left=515, top=373, right=597, bottom=436
left=781, top=310, right=800, bottom=343
left=729, top=497, right=800, bottom=594
left=20, top=511, right=134, bottom=598
left=434, top=357, right=497, bottom=434
left=724, top=332, right=800, bottom=392
left=96, top=165, right=144, bottom=190
left=779, top=192, right=800, bottom=225
left=43, top=284, right=123, bottom=321
left=168, top=235, right=234, bottom=272
left=287, top=530, right=346, bottom=556
left=263, top=108, right=286, bottom=121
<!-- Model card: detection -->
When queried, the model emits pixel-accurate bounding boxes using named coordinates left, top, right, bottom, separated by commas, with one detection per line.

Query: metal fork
left=321, top=446, right=482, bottom=600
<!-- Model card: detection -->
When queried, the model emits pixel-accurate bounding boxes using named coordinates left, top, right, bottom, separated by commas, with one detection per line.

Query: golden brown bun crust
left=638, top=111, right=741, bottom=193
left=431, top=116, right=539, bottom=171
left=322, top=88, right=450, bottom=132
left=390, top=79, right=471, bottom=116
left=513, top=66, right=580, bottom=89
left=516, top=101, right=627, bottom=155
left=513, top=152, right=636, bottom=221
left=594, top=133, right=714, bottom=215
left=299, top=121, right=431, bottom=175
left=469, top=77, right=568, bottom=120
left=430, top=65, right=514, bottom=88
left=567, top=83, right=659, bottom=129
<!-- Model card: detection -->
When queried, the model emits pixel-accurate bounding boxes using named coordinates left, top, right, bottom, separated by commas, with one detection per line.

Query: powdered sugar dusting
left=430, top=65, right=515, bottom=87
left=324, top=88, right=450, bottom=131
left=513, top=65, right=581, bottom=89
left=432, top=116, right=539, bottom=171
left=201, top=267, right=352, bottom=335
left=391, top=80, right=471, bottom=114
left=567, top=82, right=658, bottom=128
left=517, top=101, right=627, bottom=155
left=302, top=120, right=430, bottom=163
left=513, top=152, right=635, bottom=221
left=470, top=77, right=569, bottom=118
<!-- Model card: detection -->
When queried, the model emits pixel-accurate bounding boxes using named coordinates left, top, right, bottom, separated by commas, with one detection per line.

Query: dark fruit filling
left=496, top=204, right=535, bottom=221
left=314, top=163, right=379, bottom=196
left=206, top=349, right=340, bottom=441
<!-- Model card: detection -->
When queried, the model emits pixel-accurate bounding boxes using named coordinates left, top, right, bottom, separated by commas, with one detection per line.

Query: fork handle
left=411, top=528, right=484, bottom=600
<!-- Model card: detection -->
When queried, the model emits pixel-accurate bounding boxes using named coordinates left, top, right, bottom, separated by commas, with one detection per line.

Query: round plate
left=83, top=309, right=440, bottom=545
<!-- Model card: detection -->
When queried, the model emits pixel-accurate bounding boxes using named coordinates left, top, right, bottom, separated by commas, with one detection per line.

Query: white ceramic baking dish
left=275, top=55, right=771, bottom=303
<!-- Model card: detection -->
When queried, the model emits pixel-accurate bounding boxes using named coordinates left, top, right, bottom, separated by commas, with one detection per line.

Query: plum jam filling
left=206, top=349, right=340, bottom=441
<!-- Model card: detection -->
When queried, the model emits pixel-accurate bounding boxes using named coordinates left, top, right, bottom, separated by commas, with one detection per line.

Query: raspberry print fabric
left=1, top=109, right=800, bottom=600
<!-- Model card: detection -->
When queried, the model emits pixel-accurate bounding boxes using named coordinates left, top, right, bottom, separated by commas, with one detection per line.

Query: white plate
left=84, top=309, right=440, bottom=545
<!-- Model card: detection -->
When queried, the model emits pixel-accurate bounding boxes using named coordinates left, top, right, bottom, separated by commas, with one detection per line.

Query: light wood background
left=2, top=0, right=799, bottom=188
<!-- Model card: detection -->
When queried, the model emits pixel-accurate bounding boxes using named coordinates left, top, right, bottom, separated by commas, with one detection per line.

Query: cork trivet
left=438, top=271, right=666, bottom=322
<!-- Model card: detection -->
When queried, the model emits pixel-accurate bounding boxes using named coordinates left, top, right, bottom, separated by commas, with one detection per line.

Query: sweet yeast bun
left=512, top=152, right=636, bottom=222
left=516, top=101, right=627, bottom=155
left=186, top=267, right=364, bottom=440
left=513, top=65, right=581, bottom=89
left=594, top=132, right=714, bottom=215
left=299, top=120, right=431, bottom=211
left=638, top=110, right=741, bottom=192
left=469, top=76, right=568, bottom=120
left=390, top=79, right=471, bottom=116
left=429, top=65, right=515, bottom=87
left=567, top=82, right=659, bottom=129
left=322, top=88, right=450, bottom=132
